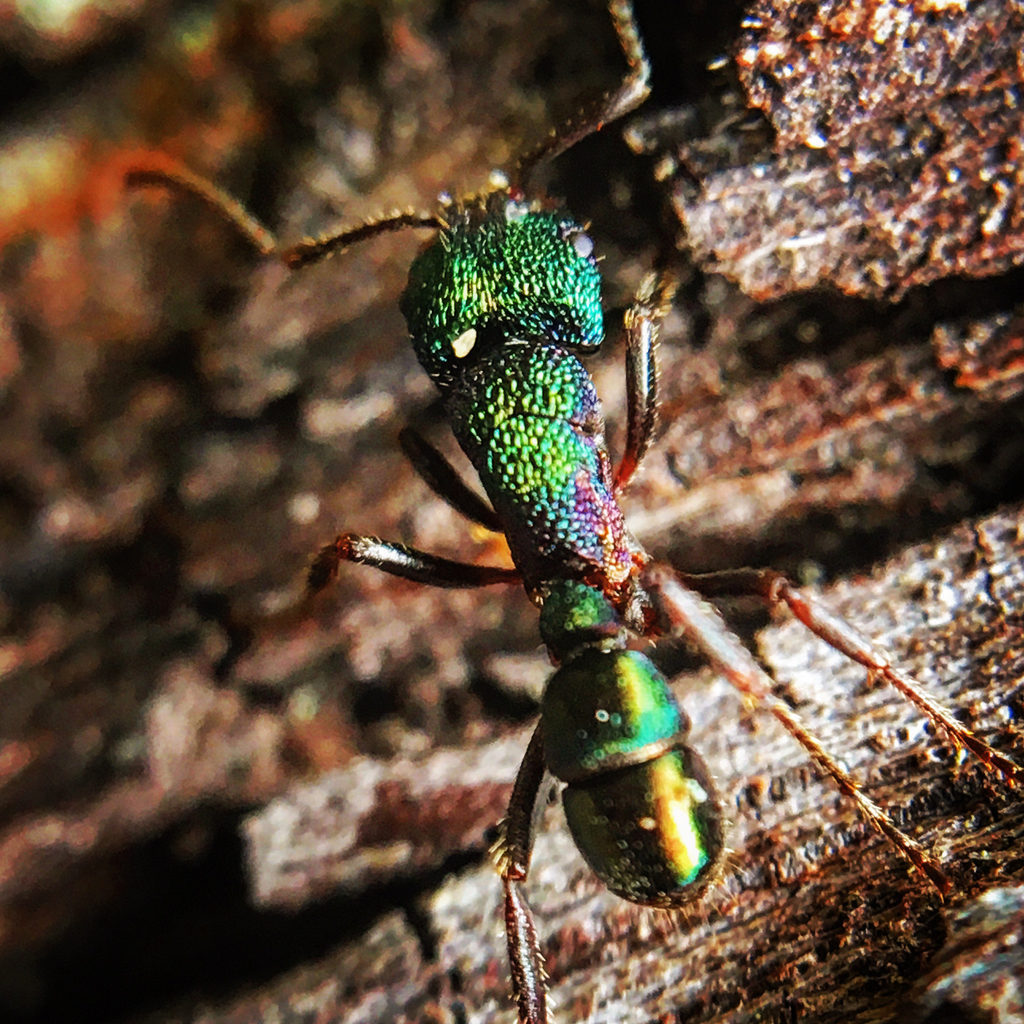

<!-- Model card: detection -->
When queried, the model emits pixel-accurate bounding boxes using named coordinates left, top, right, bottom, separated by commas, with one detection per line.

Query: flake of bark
left=664, top=0, right=1024, bottom=300
left=201, top=503, right=1024, bottom=1024
left=933, top=307, right=1024, bottom=403
left=901, top=884, right=1024, bottom=1023
left=626, top=334, right=1024, bottom=572
left=244, top=733, right=526, bottom=909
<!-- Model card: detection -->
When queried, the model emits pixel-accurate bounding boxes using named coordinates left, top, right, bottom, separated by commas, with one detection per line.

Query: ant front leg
left=642, top=566, right=951, bottom=892
left=306, top=534, right=518, bottom=597
left=675, top=567, right=1022, bottom=781
left=306, top=420, right=516, bottom=595
left=398, top=427, right=503, bottom=533
left=493, top=724, right=551, bottom=1024
left=614, top=269, right=678, bottom=493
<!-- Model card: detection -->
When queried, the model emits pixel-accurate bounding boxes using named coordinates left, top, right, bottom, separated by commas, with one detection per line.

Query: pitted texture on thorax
left=446, top=342, right=641, bottom=596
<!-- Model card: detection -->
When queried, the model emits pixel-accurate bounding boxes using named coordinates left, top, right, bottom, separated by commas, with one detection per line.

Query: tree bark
left=0, top=2, right=1022, bottom=1023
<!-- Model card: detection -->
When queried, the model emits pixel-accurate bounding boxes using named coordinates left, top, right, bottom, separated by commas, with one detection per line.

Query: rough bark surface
left=650, top=0, right=1024, bottom=300
left=0, top=2, right=1022, bottom=1023
left=223, top=506, right=1024, bottom=1024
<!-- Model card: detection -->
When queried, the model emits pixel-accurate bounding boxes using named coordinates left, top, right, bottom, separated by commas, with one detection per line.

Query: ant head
left=398, top=196, right=603, bottom=388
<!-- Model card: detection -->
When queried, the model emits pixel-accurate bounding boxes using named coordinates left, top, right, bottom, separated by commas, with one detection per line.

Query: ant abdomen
left=540, top=633, right=725, bottom=906
left=563, top=746, right=724, bottom=907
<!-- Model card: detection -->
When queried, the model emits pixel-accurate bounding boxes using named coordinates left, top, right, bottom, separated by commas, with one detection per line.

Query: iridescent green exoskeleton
left=125, top=3, right=1022, bottom=1022
left=539, top=579, right=723, bottom=904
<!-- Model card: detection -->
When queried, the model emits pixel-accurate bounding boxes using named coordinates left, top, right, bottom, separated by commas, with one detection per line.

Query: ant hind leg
left=493, top=724, right=551, bottom=1024
left=642, top=565, right=951, bottom=893
left=675, top=567, right=1021, bottom=780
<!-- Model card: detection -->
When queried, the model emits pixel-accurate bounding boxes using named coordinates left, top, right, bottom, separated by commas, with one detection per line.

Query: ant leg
left=306, top=534, right=518, bottom=597
left=613, top=269, right=678, bottom=493
left=493, top=724, right=550, bottom=1024
left=642, top=566, right=951, bottom=893
left=676, top=568, right=1022, bottom=780
left=126, top=159, right=439, bottom=269
left=513, top=0, right=650, bottom=189
left=398, top=427, right=503, bottom=533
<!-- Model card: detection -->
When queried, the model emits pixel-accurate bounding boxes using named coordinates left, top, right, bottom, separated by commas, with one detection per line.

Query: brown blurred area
left=0, top=1, right=1022, bottom=1022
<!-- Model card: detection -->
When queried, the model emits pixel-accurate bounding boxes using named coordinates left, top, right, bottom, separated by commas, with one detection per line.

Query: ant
left=127, top=3, right=1020, bottom=1021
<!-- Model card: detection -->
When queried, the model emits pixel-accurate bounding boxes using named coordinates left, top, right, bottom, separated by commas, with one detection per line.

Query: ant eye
left=562, top=226, right=594, bottom=259
left=451, top=327, right=477, bottom=358
left=504, top=198, right=529, bottom=221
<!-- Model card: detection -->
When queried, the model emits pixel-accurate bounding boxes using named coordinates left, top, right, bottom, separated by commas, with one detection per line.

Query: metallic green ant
left=128, top=3, right=1021, bottom=1020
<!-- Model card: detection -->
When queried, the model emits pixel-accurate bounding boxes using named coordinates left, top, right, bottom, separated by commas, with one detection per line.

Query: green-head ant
left=123, top=2, right=1023, bottom=1021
